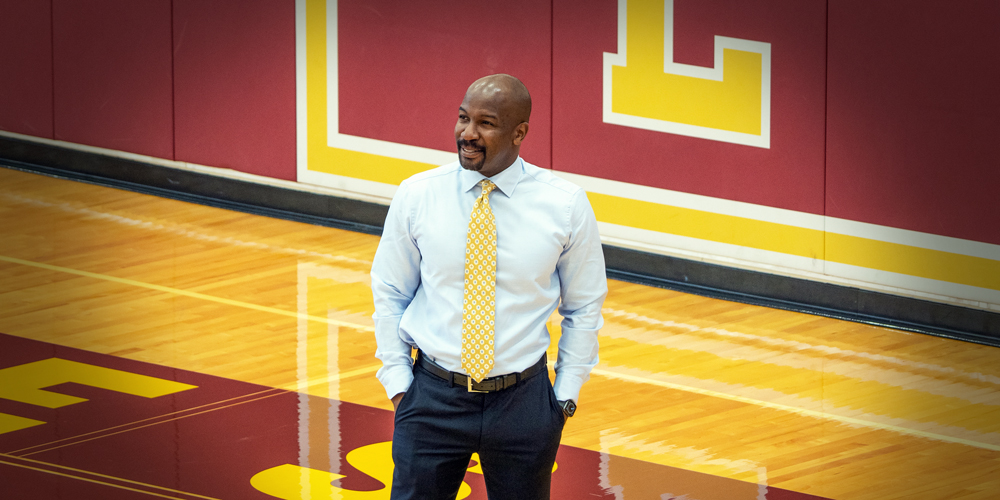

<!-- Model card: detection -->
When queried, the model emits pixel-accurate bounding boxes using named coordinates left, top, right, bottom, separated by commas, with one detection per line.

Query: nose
left=460, top=122, right=479, bottom=141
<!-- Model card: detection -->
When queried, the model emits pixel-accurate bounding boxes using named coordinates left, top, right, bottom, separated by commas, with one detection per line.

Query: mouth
left=460, top=148, right=483, bottom=160
left=458, top=141, right=484, bottom=158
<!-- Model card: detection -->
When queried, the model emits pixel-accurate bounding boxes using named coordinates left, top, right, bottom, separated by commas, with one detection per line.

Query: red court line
left=16, top=389, right=291, bottom=457
left=0, top=456, right=220, bottom=499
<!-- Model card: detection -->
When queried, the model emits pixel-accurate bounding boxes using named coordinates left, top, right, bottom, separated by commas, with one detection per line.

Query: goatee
left=457, top=140, right=485, bottom=171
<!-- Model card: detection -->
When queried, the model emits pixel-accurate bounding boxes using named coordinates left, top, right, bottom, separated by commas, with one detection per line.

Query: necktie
left=461, top=180, right=498, bottom=383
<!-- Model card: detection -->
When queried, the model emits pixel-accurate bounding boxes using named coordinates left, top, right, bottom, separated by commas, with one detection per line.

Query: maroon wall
left=0, top=0, right=296, bottom=180
left=826, top=0, right=1000, bottom=244
left=338, top=0, right=552, bottom=168
left=173, top=0, right=296, bottom=180
left=2, top=0, right=999, bottom=245
left=0, top=0, right=53, bottom=138
left=52, top=0, right=174, bottom=160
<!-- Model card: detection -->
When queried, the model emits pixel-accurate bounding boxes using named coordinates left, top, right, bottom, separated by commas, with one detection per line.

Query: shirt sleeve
left=370, top=182, right=421, bottom=399
left=552, top=188, right=608, bottom=403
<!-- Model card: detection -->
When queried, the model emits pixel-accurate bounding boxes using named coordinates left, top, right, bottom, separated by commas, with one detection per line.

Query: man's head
left=455, top=74, right=531, bottom=178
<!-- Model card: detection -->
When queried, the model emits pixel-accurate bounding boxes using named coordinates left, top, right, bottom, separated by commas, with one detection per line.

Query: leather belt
left=415, top=351, right=547, bottom=393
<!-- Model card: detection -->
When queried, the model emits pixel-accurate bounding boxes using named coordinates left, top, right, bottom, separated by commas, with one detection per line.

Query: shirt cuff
left=552, top=372, right=586, bottom=403
left=373, top=314, right=415, bottom=399
left=376, top=362, right=414, bottom=400
left=552, top=323, right=600, bottom=403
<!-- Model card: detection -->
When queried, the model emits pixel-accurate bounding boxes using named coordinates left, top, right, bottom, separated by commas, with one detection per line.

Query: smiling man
left=370, top=74, right=608, bottom=499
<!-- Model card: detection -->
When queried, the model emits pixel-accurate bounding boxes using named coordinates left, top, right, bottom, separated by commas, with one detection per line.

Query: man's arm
left=552, top=189, right=608, bottom=404
left=371, top=182, right=422, bottom=402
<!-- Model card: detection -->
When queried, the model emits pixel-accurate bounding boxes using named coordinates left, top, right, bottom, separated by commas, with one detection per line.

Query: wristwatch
left=558, top=399, right=576, bottom=418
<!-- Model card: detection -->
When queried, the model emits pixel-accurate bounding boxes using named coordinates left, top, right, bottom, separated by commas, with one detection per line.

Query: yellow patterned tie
left=461, top=180, right=498, bottom=383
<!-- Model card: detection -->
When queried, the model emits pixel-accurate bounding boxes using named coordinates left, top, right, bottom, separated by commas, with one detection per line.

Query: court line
left=278, top=363, right=381, bottom=392
left=0, top=254, right=374, bottom=332
left=5, top=253, right=997, bottom=451
left=7, top=388, right=285, bottom=457
left=591, top=367, right=1000, bottom=452
left=0, top=456, right=219, bottom=499
left=0, top=190, right=374, bottom=266
left=18, top=390, right=290, bottom=457
left=602, top=306, right=1000, bottom=385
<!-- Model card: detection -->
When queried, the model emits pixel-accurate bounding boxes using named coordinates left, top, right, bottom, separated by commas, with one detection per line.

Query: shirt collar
left=460, top=157, right=523, bottom=198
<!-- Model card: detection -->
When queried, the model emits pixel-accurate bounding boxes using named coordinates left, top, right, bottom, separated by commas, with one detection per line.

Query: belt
left=415, top=351, right=547, bottom=393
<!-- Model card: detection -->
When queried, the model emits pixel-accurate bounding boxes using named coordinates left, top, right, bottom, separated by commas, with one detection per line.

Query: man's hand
left=391, top=392, right=405, bottom=411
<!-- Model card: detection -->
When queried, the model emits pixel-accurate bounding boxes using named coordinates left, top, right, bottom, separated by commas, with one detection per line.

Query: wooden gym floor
left=0, top=166, right=998, bottom=499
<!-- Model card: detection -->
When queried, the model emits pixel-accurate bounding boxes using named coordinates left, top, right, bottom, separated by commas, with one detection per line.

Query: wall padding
left=172, top=0, right=296, bottom=181
left=337, top=0, right=552, bottom=168
left=826, top=0, right=1000, bottom=245
left=0, top=0, right=53, bottom=138
left=52, top=0, right=173, bottom=160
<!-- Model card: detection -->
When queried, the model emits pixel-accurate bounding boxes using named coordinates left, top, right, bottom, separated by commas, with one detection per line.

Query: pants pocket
left=545, top=377, right=566, bottom=425
left=393, top=373, right=421, bottom=424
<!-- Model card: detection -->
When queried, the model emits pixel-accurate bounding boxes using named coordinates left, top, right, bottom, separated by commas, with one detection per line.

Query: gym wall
left=2, top=0, right=998, bottom=321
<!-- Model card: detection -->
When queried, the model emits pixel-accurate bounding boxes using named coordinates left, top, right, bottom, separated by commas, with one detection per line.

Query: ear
left=512, top=122, right=529, bottom=146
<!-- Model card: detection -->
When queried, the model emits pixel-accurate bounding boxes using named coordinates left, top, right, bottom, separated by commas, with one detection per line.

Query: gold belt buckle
left=467, top=377, right=488, bottom=393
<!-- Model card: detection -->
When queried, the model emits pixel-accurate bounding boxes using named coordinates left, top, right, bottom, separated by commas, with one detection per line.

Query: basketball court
left=2, top=166, right=998, bottom=499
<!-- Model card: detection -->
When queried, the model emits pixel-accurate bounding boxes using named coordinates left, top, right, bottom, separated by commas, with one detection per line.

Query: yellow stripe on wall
left=827, top=233, right=1000, bottom=291
left=589, top=192, right=1000, bottom=291
left=309, top=148, right=431, bottom=187
left=587, top=192, right=824, bottom=260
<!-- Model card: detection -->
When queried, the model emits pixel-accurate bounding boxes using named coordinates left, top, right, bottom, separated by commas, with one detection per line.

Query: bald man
left=371, top=74, right=607, bottom=499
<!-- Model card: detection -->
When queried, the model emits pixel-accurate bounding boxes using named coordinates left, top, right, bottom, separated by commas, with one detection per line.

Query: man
left=370, top=74, right=607, bottom=499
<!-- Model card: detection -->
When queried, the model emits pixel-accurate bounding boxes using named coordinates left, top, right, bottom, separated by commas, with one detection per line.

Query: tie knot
left=479, top=180, right=497, bottom=197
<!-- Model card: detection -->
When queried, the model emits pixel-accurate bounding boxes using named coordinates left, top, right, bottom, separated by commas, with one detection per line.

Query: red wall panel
left=826, top=0, right=1000, bottom=245
left=172, top=0, right=296, bottom=181
left=552, top=0, right=828, bottom=214
left=0, top=0, right=53, bottom=138
left=338, top=0, right=552, bottom=168
left=52, top=0, right=173, bottom=160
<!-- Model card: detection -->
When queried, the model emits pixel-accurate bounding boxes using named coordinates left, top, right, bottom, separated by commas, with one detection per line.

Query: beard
left=457, top=139, right=485, bottom=171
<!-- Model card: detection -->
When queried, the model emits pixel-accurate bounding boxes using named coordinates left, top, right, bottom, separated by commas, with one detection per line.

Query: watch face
left=562, top=400, right=576, bottom=416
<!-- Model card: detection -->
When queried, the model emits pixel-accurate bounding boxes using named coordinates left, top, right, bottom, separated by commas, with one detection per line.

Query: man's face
left=454, top=91, right=525, bottom=178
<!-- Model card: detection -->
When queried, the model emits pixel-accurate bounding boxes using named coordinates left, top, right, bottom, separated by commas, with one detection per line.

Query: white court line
left=0, top=254, right=374, bottom=332
left=279, top=364, right=380, bottom=392
left=591, top=367, right=1000, bottom=452
left=0, top=191, right=373, bottom=266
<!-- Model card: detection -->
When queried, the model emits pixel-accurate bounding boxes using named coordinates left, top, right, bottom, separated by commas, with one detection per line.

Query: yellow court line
left=0, top=456, right=219, bottom=500
left=0, top=254, right=374, bottom=332
left=278, top=363, right=382, bottom=392
left=591, top=367, right=1000, bottom=452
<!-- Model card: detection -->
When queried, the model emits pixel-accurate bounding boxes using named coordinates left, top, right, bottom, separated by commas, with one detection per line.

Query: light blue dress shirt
left=370, top=157, right=607, bottom=403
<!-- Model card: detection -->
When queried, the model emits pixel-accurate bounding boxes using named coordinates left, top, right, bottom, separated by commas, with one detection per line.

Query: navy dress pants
left=390, top=360, right=566, bottom=499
